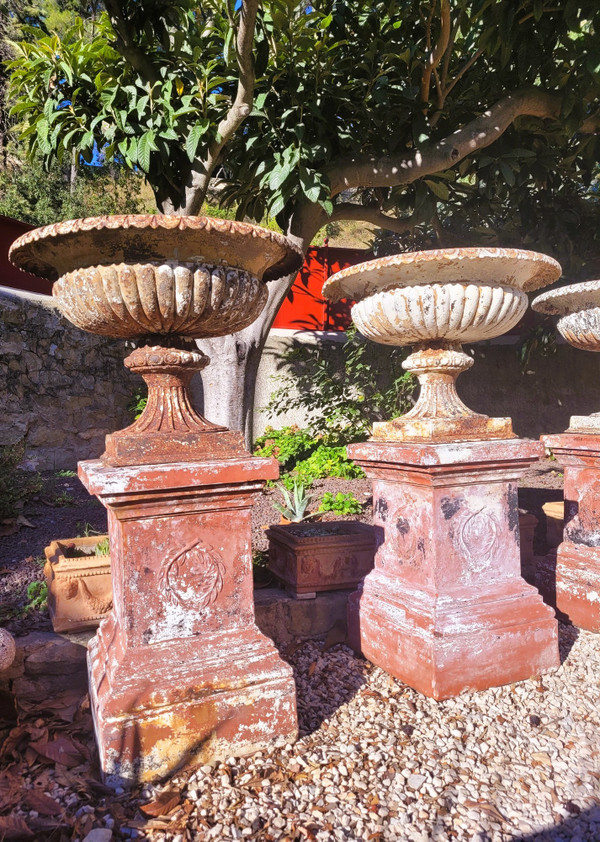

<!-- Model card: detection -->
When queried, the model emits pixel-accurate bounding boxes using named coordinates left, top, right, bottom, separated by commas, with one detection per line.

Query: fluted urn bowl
left=9, top=215, right=302, bottom=465
left=9, top=214, right=300, bottom=339
left=533, top=280, right=600, bottom=432
left=323, top=247, right=561, bottom=442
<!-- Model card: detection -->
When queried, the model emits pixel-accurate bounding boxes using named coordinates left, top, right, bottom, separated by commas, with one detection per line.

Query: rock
left=0, top=629, right=16, bottom=671
left=407, top=774, right=426, bottom=790
left=82, top=830, right=113, bottom=842
left=24, top=634, right=87, bottom=676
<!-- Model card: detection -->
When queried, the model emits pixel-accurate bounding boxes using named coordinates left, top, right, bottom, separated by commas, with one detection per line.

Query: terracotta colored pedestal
left=78, top=457, right=298, bottom=787
left=346, top=439, right=559, bottom=700
left=540, top=433, right=600, bottom=632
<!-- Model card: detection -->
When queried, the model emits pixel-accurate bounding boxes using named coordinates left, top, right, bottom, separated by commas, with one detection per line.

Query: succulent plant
left=273, top=479, right=314, bottom=522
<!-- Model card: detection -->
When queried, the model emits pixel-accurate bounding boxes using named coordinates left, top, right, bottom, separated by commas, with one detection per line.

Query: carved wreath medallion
left=455, top=507, right=500, bottom=571
left=159, top=540, right=225, bottom=610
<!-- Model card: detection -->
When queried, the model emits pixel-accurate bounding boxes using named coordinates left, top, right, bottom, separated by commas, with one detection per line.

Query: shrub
left=266, top=326, right=416, bottom=445
left=294, top=445, right=365, bottom=485
left=254, top=425, right=318, bottom=471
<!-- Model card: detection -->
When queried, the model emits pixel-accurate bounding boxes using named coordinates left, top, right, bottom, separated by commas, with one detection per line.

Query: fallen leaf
left=308, top=662, right=317, bottom=678
left=139, top=788, right=181, bottom=817
left=16, top=515, right=35, bottom=529
left=0, top=815, right=34, bottom=839
left=30, top=736, right=85, bottom=768
left=23, top=791, right=63, bottom=816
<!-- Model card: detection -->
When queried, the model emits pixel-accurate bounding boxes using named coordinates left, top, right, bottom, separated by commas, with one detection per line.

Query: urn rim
left=8, top=213, right=302, bottom=283
left=322, top=247, right=561, bottom=302
left=532, top=279, right=600, bottom=316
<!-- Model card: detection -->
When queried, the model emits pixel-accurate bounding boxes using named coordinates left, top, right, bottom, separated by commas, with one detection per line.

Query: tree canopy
left=5, top=0, right=600, bottom=437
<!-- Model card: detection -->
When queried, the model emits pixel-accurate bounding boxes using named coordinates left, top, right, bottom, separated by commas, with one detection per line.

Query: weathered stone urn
left=10, top=214, right=300, bottom=465
left=324, top=247, right=561, bottom=441
left=10, top=215, right=301, bottom=785
left=532, top=281, right=600, bottom=631
left=323, top=248, right=562, bottom=699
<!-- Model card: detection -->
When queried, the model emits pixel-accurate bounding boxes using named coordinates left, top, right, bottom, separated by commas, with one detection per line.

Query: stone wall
left=0, top=287, right=138, bottom=470
left=253, top=329, right=600, bottom=441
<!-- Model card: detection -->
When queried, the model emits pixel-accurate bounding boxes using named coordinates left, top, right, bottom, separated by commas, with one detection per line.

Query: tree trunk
left=196, top=270, right=300, bottom=448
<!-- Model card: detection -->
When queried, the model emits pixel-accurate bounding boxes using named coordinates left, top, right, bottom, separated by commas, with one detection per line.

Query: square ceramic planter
left=44, top=536, right=112, bottom=633
left=266, top=521, right=375, bottom=599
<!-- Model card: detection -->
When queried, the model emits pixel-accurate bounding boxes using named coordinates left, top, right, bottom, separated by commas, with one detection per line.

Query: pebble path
left=124, top=623, right=600, bottom=842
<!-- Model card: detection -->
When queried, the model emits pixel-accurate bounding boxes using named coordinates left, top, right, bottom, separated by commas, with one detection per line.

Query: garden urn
left=9, top=214, right=302, bottom=785
left=322, top=248, right=562, bottom=699
left=532, top=280, right=600, bottom=631
left=323, top=247, right=561, bottom=441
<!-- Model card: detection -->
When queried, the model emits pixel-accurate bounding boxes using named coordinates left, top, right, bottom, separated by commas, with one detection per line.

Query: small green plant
left=53, top=491, right=76, bottom=507
left=95, top=537, right=110, bottom=555
left=24, top=581, right=48, bottom=613
left=77, top=521, right=102, bottom=537
left=55, top=469, right=76, bottom=478
left=0, top=441, right=43, bottom=520
left=128, top=388, right=148, bottom=420
left=273, top=480, right=314, bottom=522
left=294, top=445, right=365, bottom=485
left=254, top=426, right=318, bottom=471
left=318, top=491, right=363, bottom=516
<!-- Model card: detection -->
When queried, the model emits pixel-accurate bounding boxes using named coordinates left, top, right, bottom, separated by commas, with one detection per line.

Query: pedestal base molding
left=346, top=438, right=559, bottom=700
left=79, top=456, right=297, bottom=786
left=88, top=615, right=296, bottom=786
left=541, top=432, right=600, bottom=632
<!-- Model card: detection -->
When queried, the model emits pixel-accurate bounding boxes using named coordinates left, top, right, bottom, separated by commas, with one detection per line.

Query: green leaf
left=137, top=131, right=154, bottom=171
left=424, top=179, right=449, bottom=201
left=185, top=120, right=208, bottom=162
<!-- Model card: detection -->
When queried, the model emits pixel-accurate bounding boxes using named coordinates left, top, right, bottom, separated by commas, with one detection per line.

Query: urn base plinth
left=78, top=456, right=298, bottom=786
left=372, top=346, right=514, bottom=443
left=372, top=414, right=513, bottom=443
left=346, top=438, right=559, bottom=699
left=539, top=432, right=600, bottom=632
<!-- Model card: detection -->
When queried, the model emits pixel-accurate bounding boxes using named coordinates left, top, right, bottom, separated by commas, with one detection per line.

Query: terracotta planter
left=44, top=536, right=112, bottom=633
left=267, top=521, right=375, bottom=599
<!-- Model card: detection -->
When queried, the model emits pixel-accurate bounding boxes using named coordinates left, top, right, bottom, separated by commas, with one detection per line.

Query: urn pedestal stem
left=372, top=343, right=514, bottom=442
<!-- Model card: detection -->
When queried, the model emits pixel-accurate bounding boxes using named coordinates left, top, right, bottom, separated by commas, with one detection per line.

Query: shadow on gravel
left=283, top=638, right=369, bottom=737
left=513, top=803, right=600, bottom=841
left=557, top=619, right=579, bottom=665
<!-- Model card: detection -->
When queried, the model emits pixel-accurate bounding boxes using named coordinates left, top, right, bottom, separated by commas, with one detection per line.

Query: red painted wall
left=272, top=244, right=371, bottom=331
left=0, top=215, right=52, bottom=296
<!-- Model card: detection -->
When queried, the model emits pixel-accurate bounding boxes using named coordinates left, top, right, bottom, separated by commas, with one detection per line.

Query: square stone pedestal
left=78, top=457, right=298, bottom=787
left=346, top=439, right=559, bottom=700
left=540, top=433, right=600, bottom=632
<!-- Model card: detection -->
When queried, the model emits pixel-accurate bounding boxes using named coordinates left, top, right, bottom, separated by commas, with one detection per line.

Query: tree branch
left=182, top=0, right=259, bottom=215
left=329, top=203, right=415, bottom=235
left=420, top=0, right=451, bottom=105
left=104, top=0, right=160, bottom=85
left=327, top=87, right=565, bottom=196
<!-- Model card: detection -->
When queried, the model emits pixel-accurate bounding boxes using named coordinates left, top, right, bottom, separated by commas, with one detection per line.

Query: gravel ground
left=107, top=622, right=600, bottom=842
